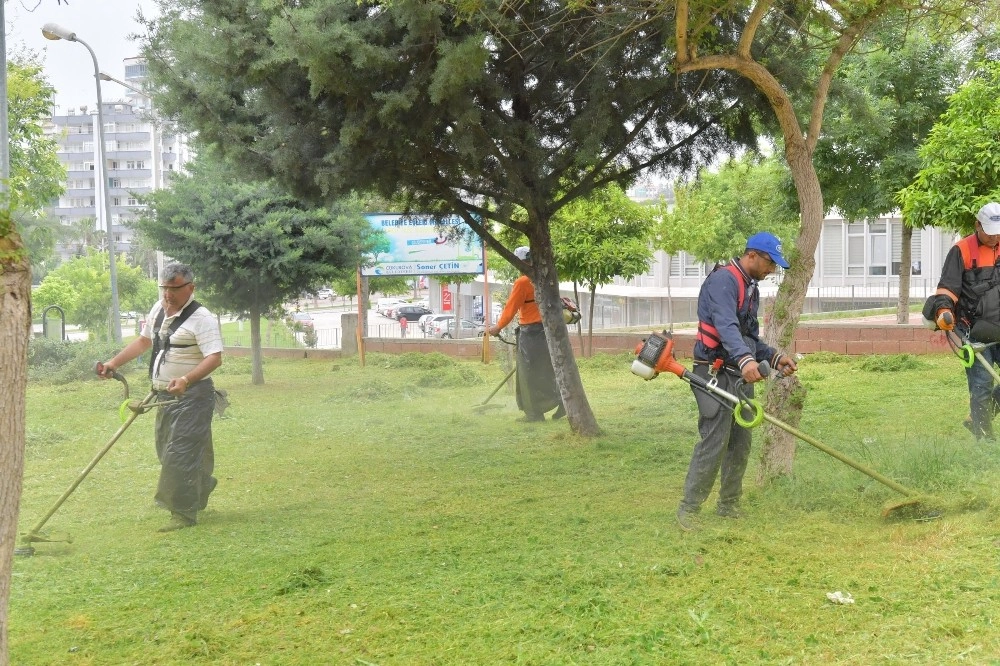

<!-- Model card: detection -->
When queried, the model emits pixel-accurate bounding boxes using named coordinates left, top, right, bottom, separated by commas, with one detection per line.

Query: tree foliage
left=657, top=157, right=799, bottom=264
left=6, top=56, right=67, bottom=278
left=139, top=0, right=766, bottom=435
left=33, top=253, right=156, bottom=341
left=551, top=184, right=654, bottom=355
left=139, top=156, right=370, bottom=383
left=816, top=30, right=966, bottom=222
left=900, top=61, right=1000, bottom=233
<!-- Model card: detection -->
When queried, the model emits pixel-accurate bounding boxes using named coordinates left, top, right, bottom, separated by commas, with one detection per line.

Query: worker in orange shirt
left=488, top=246, right=565, bottom=422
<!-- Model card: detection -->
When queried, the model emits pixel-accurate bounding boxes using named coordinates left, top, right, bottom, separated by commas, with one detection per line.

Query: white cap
left=977, top=202, right=1000, bottom=234
left=513, top=246, right=531, bottom=261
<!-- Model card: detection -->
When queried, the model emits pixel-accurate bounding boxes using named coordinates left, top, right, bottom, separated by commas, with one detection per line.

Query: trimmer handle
left=95, top=361, right=124, bottom=382
left=96, top=362, right=129, bottom=400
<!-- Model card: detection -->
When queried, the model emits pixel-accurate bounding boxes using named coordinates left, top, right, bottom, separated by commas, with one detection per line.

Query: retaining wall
left=223, top=322, right=951, bottom=360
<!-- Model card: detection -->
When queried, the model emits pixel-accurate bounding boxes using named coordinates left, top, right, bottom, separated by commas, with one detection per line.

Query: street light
left=42, top=22, right=122, bottom=343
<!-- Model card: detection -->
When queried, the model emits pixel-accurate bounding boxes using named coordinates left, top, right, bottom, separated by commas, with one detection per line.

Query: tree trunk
left=250, top=300, right=264, bottom=385
left=897, top=224, right=913, bottom=324
left=0, top=229, right=30, bottom=663
left=665, top=254, right=673, bottom=332
left=528, top=227, right=601, bottom=436
left=587, top=283, right=596, bottom=357
left=755, top=375, right=806, bottom=485
left=454, top=282, right=462, bottom=338
left=757, top=139, right=821, bottom=479
left=571, top=281, right=586, bottom=356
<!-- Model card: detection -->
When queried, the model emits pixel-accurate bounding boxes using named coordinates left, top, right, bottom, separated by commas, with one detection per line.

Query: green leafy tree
left=815, top=30, right=966, bottom=323
left=7, top=57, right=67, bottom=281
left=140, top=157, right=370, bottom=384
left=34, top=253, right=155, bottom=342
left=901, top=61, right=1000, bottom=232
left=140, top=0, right=766, bottom=436
left=657, top=156, right=799, bottom=262
left=551, top=185, right=655, bottom=356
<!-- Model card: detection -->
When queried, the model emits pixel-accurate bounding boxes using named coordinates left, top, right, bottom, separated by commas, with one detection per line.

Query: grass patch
left=12, top=352, right=1000, bottom=664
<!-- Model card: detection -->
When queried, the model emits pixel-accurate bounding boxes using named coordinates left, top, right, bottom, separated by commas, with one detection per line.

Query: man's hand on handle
left=936, top=309, right=955, bottom=331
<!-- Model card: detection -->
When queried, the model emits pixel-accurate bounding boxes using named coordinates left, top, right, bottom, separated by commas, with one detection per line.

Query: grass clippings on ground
left=12, top=351, right=1000, bottom=664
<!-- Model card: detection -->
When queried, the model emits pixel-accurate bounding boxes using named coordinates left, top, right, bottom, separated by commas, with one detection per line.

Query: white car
left=430, top=317, right=485, bottom=339
left=317, top=288, right=334, bottom=299
left=420, top=313, right=453, bottom=333
left=376, top=298, right=405, bottom=316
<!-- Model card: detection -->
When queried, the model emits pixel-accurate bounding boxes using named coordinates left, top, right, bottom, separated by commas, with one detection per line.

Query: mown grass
left=12, top=350, right=1000, bottom=664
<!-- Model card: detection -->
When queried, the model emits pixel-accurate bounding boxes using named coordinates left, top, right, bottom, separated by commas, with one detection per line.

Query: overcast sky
left=4, top=0, right=159, bottom=112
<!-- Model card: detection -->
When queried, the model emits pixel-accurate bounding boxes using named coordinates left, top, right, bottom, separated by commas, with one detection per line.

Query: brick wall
left=223, top=323, right=950, bottom=361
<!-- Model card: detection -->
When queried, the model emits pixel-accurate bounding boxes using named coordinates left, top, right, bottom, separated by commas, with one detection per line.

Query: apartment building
left=45, top=58, right=191, bottom=259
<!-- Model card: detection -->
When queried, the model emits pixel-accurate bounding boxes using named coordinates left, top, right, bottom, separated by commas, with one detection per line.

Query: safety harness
left=954, top=235, right=1000, bottom=325
left=148, top=300, right=201, bottom=380
left=695, top=263, right=757, bottom=360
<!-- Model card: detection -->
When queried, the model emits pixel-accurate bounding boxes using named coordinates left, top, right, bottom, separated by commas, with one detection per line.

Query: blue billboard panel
left=362, top=213, right=484, bottom=276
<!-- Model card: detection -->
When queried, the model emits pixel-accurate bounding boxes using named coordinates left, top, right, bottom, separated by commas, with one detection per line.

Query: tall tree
left=1, top=47, right=68, bottom=664
left=633, top=0, right=990, bottom=479
left=551, top=184, right=655, bottom=356
left=900, top=61, right=1000, bottom=232
left=139, top=0, right=765, bottom=436
left=140, top=157, right=370, bottom=384
left=814, top=29, right=966, bottom=323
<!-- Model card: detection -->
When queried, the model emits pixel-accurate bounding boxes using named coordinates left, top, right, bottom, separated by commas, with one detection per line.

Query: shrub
left=27, top=338, right=124, bottom=384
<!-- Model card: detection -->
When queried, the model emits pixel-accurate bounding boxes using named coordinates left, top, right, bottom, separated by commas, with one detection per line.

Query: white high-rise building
left=44, top=57, right=192, bottom=259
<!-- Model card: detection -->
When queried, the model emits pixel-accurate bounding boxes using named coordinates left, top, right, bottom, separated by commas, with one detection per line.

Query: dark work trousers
left=679, top=365, right=753, bottom=513
left=965, top=338, right=1000, bottom=440
left=153, top=378, right=217, bottom=518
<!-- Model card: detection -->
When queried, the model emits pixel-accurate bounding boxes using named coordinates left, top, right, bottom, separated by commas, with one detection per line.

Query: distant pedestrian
left=400, top=317, right=408, bottom=338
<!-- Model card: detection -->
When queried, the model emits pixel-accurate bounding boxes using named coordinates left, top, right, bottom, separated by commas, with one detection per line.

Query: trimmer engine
left=631, top=331, right=684, bottom=380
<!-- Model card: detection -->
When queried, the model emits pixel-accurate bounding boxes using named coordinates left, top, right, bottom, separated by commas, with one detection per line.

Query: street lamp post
left=42, top=22, right=122, bottom=343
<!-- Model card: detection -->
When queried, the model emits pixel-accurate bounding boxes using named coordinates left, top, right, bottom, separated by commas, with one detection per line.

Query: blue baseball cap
left=745, top=232, right=790, bottom=269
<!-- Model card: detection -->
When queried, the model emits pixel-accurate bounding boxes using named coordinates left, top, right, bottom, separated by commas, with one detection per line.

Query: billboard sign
left=362, top=213, right=483, bottom=277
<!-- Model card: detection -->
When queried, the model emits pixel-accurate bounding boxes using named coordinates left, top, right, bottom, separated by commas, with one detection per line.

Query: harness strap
left=696, top=264, right=749, bottom=350
left=148, top=300, right=201, bottom=379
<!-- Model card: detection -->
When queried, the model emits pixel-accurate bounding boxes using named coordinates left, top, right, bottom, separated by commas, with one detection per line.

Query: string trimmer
left=14, top=363, right=170, bottom=557
left=473, top=328, right=517, bottom=413
left=631, top=332, right=938, bottom=518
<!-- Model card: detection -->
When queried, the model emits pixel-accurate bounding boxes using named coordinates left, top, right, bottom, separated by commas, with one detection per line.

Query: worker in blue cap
left=676, top=231, right=798, bottom=530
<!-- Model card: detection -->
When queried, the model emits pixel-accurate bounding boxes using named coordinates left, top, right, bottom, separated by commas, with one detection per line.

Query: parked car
left=417, top=313, right=437, bottom=332
left=395, top=305, right=433, bottom=322
left=430, top=317, right=485, bottom=339
left=376, top=298, right=405, bottom=316
left=288, top=312, right=314, bottom=328
left=317, top=288, right=335, bottom=299
left=421, top=313, right=454, bottom=333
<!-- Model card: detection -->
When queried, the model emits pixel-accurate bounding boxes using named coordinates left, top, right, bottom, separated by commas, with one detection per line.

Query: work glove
left=936, top=309, right=955, bottom=331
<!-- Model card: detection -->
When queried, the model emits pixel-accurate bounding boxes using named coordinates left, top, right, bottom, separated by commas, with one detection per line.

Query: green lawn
left=12, top=350, right=1000, bottom=664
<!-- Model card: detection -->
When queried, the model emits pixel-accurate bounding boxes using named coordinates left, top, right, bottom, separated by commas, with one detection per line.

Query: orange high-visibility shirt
left=496, top=275, right=542, bottom=329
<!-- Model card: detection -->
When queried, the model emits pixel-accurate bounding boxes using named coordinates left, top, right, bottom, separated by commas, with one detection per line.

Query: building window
left=125, top=63, right=148, bottom=78
left=127, top=197, right=139, bottom=206
left=847, top=223, right=865, bottom=276
left=108, top=177, right=121, bottom=188
left=111, top=197, right=122, bottom=207
left=868, top=221, right=887, bottom=276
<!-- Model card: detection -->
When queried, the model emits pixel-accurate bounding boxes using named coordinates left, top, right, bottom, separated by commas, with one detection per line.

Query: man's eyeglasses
left=159, top=282, right=192, bottom=292
left=756, top=252, right=776, bottom=267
